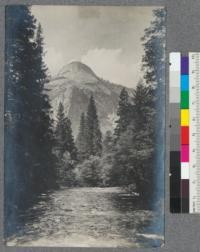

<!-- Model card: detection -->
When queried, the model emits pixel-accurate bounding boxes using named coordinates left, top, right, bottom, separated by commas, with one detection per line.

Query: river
left=6, top=187, right=164, bottom=247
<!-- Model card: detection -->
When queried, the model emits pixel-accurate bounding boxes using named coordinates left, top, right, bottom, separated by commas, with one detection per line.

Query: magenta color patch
left=181, top=145, right=189, bottom=162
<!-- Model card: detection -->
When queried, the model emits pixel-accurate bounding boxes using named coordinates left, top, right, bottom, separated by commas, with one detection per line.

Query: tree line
left=54, top=84, right=154, bottom=204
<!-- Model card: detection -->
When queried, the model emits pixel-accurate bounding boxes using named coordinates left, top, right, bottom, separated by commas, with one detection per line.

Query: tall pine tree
left=86, top=95, right=102, bottom=157
left=5, top=6, right=57, bottom=236
left=141, top=8, right=166, bottom=207
left=114, top=88, right=132, bottom=139
left=65, top=117, right=77, bottom=160
left=55, top=102, right=77, bottom=160
left=32, top=23, right=57, bottom=192
left=5, top=6, right=37, bottom=236
left=141, top=9, right=166, bottom=91
left=55, top=102, right=67, bottom=158
left=133, top=81, right=155, bottom=133
left=76, top=112, right=87, bottom=161
left=132, top=81, right=155, bottom=200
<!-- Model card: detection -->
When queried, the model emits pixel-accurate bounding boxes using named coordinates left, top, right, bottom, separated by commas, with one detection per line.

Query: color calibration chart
left=170, top=52, right=200, bottom=213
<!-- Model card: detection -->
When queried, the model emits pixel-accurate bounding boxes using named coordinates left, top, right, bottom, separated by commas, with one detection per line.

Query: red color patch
left=181, top=126, right=189, bottom=145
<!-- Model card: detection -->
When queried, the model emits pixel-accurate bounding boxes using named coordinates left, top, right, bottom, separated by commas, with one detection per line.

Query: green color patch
left=181, top=91, right=189, bottom=108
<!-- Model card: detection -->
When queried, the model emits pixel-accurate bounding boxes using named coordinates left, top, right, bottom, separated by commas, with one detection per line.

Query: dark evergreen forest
left=5, top=5, right=165, bottom=237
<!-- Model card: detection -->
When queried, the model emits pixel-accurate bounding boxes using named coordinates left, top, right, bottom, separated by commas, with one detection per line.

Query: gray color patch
left=170, top=87, right=180, bottom=102
left=170, top=134, right=180, bottom=151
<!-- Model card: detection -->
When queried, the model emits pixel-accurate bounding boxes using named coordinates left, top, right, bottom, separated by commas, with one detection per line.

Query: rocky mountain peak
left=47, top=62, right=134, bottom=138
left=56, top=61, right=99, bottom=84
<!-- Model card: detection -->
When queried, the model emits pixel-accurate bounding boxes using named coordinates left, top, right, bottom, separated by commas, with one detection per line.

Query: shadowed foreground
left=6, top=187, right=163, bottom=247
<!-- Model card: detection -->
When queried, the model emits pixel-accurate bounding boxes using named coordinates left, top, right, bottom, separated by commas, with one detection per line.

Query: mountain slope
left=46, top=61, right=134, bottom=138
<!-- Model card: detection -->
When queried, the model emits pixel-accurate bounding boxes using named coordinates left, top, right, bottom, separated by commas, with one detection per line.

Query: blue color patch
left=181, top=75, right=189, bottom=91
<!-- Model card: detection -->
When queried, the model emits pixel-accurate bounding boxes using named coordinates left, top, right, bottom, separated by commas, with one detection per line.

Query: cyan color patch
left=181, top=75, right=189, bottom=91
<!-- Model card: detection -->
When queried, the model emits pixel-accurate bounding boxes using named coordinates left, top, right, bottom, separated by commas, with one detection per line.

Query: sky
left=31, top=6, right=158, bottom=88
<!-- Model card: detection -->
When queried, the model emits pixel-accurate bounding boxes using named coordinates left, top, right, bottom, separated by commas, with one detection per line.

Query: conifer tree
left=55, top=102, right=77, bottom=160
left=55, top=102, right=67, bottom=158
left=86, top=95, right=102, bottom=157
left=132, top=81, right=155, bottom=199
left=76, top=112, right=87, bottom=161
left=5, top=6, right=37, bottom=236
left=141, top=8, right=166, bottom=206
left=5, top=6, right=57, bottom=236
left=114, top=88, right=132, bottom=139
left=109, top=83, right=154, bottom=197
left=65, top=117, right=77, bottom=161
left=133, top=81, right=154, bottom=133
left=33, top=23, right=57, bottom=191
left=5, top=5, right=39, bottom=203
left=141, top=9, right=166, bottom=91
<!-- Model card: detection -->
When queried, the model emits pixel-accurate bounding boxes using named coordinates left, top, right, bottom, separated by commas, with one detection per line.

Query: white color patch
left=170, top=52, right=181, bottom=72
left=181, top=162, right=189, bottom=179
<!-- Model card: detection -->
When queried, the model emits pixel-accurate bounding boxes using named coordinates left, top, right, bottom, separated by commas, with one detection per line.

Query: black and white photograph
left=4, top=5, right=166, bottom=247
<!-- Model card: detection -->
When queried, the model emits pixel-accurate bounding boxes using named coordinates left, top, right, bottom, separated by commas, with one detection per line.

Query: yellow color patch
left=181, top=109, right=189, bottom=126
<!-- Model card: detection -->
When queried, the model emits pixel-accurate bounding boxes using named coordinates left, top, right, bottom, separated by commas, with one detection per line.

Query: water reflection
left=6, top=187, right=163, bottom=247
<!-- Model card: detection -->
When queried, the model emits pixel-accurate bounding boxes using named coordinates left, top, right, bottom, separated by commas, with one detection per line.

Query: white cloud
left=81, top=48, right=140, bottom=88
left=31, top=6, right=155, bottom=87
left=44, top=47, right=66, bottom=76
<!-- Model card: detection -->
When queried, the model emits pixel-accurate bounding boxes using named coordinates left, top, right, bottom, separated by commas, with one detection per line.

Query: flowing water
left=6, top=187, right=164, bottom=247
